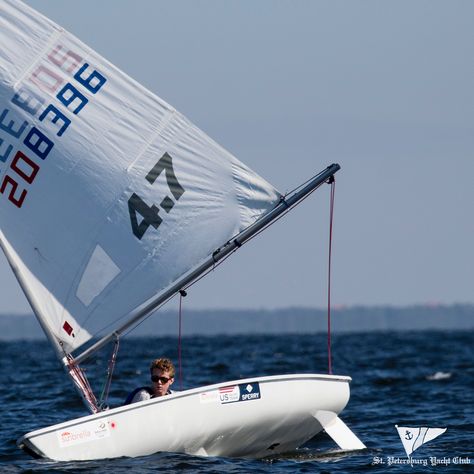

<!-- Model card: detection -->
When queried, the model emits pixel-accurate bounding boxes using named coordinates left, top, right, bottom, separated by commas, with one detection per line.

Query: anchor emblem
left=405, top=430, right=413, bottom=440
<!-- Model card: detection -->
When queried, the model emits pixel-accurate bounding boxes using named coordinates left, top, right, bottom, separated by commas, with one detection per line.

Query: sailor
left=124, top=358, right=175, bottom=404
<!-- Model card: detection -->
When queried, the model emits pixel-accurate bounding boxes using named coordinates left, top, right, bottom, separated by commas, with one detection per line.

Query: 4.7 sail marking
left=128, top=152, right=185, bottom=240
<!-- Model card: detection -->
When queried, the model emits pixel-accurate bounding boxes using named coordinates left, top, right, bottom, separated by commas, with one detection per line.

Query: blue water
left=1, top=331, right=473, bottom=473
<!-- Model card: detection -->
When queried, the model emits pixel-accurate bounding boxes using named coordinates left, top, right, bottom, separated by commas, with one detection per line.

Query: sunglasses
left=151, top=375, right=172, bottom=384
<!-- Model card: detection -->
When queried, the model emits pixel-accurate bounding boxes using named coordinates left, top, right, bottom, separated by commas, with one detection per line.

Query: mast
left=74, top=163, right=340, bottom=364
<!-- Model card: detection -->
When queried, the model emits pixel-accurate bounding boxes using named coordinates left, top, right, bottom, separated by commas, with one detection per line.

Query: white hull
left=18, top=374, right=361, bottom=461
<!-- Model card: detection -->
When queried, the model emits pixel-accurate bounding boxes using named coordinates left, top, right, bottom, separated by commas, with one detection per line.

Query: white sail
left=0, top=0, right=280, bottom=355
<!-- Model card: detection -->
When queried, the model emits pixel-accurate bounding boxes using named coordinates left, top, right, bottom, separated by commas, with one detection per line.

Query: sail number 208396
left=0, top=44, right=107, bottom=209
left=128, top=152, right=185, bottom=240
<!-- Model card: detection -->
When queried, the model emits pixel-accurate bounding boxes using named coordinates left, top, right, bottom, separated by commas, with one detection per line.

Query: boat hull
left=18, top=374, right=352, bottom=461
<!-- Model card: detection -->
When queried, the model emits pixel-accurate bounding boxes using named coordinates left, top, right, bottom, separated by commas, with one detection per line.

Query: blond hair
left=149, top=358, right=175, bottom=377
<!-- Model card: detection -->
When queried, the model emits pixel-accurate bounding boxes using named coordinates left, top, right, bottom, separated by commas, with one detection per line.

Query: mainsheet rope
left=179, top=176, right=337, bottom=377
left=127, top=173, right=337, bottom=383
left=177, top=290, right=186, bottom=391
left=124, top=171, right=333, bottom=340
left=327, top=177, right=336, bottom=375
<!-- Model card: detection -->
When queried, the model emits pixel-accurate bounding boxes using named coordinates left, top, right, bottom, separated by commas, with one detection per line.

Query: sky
left=1, top=0, right=473, bottom=313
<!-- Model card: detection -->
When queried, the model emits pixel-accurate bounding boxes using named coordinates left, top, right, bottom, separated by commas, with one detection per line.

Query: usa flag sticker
left=219, top=385, right=240, bottom=404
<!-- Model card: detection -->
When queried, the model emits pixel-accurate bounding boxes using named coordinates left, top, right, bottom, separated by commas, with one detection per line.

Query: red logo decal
left=63, top=321, right=74, bottom=337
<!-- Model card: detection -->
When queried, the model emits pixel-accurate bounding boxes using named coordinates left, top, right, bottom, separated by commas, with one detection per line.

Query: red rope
left=327, top=178, right=336, bottom=375
left=66, top=355, right=99, bottom=413
left=178, top=291, right=184, bottom=390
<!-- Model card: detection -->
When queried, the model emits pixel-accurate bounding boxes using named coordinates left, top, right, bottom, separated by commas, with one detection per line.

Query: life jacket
left=123, top=386, right=153, bottom=405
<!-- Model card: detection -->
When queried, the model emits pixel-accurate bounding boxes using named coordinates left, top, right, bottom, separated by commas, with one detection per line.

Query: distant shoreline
left=1, top=304, right=473, bottom=340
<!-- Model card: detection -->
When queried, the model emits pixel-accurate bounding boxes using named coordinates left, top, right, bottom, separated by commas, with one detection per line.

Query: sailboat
left=1, top=0, right=365, bottom=461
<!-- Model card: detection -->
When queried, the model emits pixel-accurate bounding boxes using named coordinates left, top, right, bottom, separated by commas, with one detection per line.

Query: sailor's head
left=150, top=358, right=175, bottom=396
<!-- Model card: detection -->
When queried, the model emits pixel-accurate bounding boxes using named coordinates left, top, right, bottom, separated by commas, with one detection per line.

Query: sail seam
left=125, top=109, right=177, bottom=173
left=13, top=28, right=64, bottom=90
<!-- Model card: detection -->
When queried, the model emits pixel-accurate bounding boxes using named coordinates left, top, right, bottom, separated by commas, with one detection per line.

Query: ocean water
left=1, top=331, right=473, bottom=473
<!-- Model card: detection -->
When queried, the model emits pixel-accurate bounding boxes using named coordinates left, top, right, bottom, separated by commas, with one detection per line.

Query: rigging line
left=91, top=262, right=216, bottom=339
left=74, top=166, right=339, bottom=364
left=66, top=354, right=99, bottom=413
left=327, top=177, right=336, bottom=375
left=182, top=178, right=329, bottom=294
left=119, top=278, right=193, bottom=339
left=98, top=336, right=120, bottom=410
left=118, top=258, right=216, bottom=339
left=178, top=290, right=186, bottom=391
left=108, top=171, right=336, bottom=343
left=122, top=254, right=231, bottom=338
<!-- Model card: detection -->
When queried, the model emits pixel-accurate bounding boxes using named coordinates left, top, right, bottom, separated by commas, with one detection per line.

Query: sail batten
left=0, top=0, right=281, bottom=356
